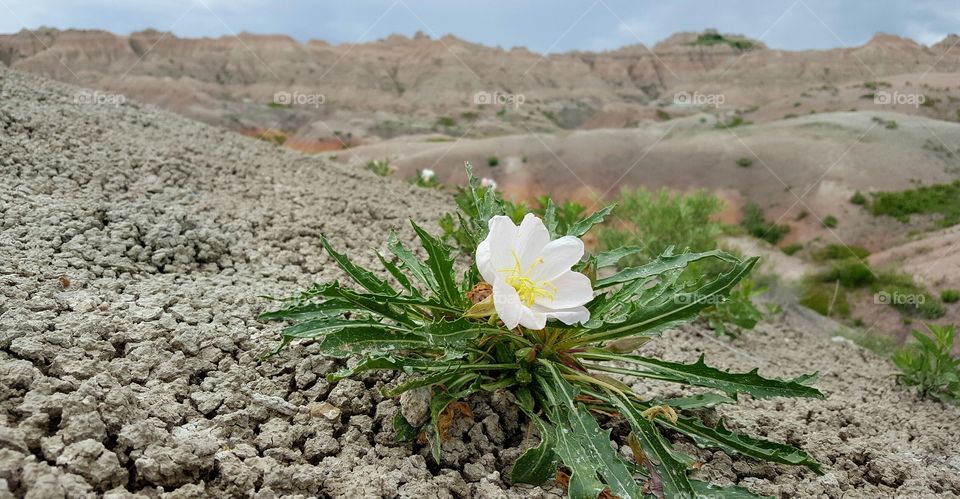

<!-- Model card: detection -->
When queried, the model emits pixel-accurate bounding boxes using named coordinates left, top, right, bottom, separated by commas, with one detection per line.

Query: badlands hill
left=2, top=28, right=960, bottom=143
left=2, top=64, right=960, bottom=498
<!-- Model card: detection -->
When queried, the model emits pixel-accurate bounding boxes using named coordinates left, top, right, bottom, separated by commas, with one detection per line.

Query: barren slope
left=1, top=67, right=959, bottom=498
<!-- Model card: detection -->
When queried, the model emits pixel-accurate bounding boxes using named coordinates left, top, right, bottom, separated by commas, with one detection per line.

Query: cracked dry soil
left=1, top=66, right=959, bottom=498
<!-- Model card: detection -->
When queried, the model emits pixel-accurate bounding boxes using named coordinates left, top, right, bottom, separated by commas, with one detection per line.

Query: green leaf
left=316, top=326, right=432, bottom=357
left=511, top=431, right=560, bottom=486
left=593, top=246, right=644, bottom=269
left=378, top=252, right=421, bottom=297
left=595, top=249, right=741, bottom=289
left=383, top=370, right=462, bottom=398
left=327, top=355, right=456, bottom=382
left=578, top=256, right=759, bottom=343
left=692, top=481, right=773, bottom=498
left=581, top=351, right=824, bottom=400
left=606, top=392, right=696, bottom=497
left=542, top=198, right=559, bottom=237
left=258, top=300, right=352, bottom=321
left=662, top=415, right=823, bottom=473
left=388, top=232, right=439, bottom=293
left=321, top=235, right=394, bottom=294
left=566, top=204, right=615, bottom=238
left=393, top=411, right=419, bottom=443
left=411, top=221, right=463, bottom=307
left=657, top=392, right=737, bottom=409
left=427, top=382, right=480, bottom=463
left=539, top=362, right=644, bottom=499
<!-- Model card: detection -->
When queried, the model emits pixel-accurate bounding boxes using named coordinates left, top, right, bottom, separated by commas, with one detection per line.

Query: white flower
left=480, top=177, right=498, bottom=190
left=420, top=169, right=436, bottom=180
left=476, top=214, right=592, bottom=330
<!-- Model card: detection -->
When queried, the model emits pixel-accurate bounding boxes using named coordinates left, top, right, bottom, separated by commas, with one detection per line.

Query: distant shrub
left=820, top=260, right=876, bottom=288
left=736, top=156, right=753, bottom=167
left=693, top=30, right=756, bottom=51
left=782, top=243, right=803, bottom=255
left=656, top=109, right=671, bottom=121
left=812, top=244, right=870, bottom=261
left=599, top=187, right=724, bottom=267
left=365, top=159, right=394, bottom=177
left=942, top=289, right=960, bottom=303
left=799, top=281, right=850, bottom=317
left=850, top=191, right=867, bottom=205
left=869, top=180, right=960, bottom=228
left=822, top=215, right=838, bottom=228
left=863, top=81, right=891, bottom=90
left=487, top=156, right=499, bottom=167
left=740, top=202, right=790, bottom=244
left=460, top=111, right=479, bottom=121
left=715, top=116, right=751, bottom=129
left=892, top=324, right=959, bottom=404
left=436, top=116, right=457, bottom=127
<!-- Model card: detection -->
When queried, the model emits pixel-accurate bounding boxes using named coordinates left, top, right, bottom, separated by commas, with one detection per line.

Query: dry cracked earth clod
left=1, top=66, right=959, bottom=498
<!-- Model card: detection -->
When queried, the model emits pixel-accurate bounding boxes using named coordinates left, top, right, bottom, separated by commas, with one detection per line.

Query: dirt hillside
left=1, top=66, right=958, bottom=498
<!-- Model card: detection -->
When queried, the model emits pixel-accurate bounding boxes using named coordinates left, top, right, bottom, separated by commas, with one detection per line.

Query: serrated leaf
left=662, top=415, right=822, bottom=473
left=595, top=249, right=741, bottom=289
left=258, top=299, right=352, bottom=321
left=327, top=355, right=458, bottom=382
left=607, top=392, right=695, bottom=497
left=593, top=246, right=644, bottom=269
left=512, top=432, right=560, bottom=486
left=542, top=198, right=559, bottom=237
left=692, top=480, right=773, bottom=498
left=393, top=411, right=419, bottom=443
left=540, top=362, right=644, bottom=499
left=316, top=326, right=431, bottom=357
left=388, top=232, right=439, bottom=293
left=566, top=204, right=615, bottom=238
left=427, top=382, right=480, bottom=463
left=321, top=235, right=394, bottom=294
left=411, top=221, right=463, bottom=307
left=378, top=252, right=421, bottom=297
left=581, top=351, right=823, bottom=399
left=656, top=392, right=737, bottom=409
left=578, top=257, right=759, bottom=343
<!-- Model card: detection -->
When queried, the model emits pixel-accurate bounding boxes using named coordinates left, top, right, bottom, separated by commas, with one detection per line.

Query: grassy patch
left=693, top=31, right=756, bottom=51
left=868, top=180, right=960, bottom=228
left=736, top=156, right=753, bottom=167
left=487, top=156, right=499, bottom=167
left=740, top=202, right=790, bottom=244
left=821, top=215, right=838, bottom=228
left=850, top=191, right=867, bottom=205
left=942, top=289, right=960, bottom=303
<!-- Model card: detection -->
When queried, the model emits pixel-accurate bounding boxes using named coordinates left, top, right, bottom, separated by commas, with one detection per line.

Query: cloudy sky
left=1, top=0, right=958, bottom=52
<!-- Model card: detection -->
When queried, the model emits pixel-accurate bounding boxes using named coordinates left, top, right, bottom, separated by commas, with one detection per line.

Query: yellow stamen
left=498, top=251, right=556, bottom=306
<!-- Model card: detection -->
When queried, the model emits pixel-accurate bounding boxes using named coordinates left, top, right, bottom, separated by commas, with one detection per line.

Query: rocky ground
left=1, top=66, right=959, bottom=498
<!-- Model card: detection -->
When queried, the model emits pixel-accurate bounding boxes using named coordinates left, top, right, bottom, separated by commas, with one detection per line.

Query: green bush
left=782, top=243, right=803, bottom=255
left=799, top=281, right=850, bottom=317
left=821, top=215, right=838, bottom=228
left=820, top=260, right=876, bottom=288
left=364, top=159, right=394, bottom=177
left=736, top=156, right=753, bottom=167
left=812, top=244, right=870, bottom=261
left=487, top=156, right=499, bottom=167
left=598, top=187, right=724, bottom=266
left=740, top=202, right=790, bottom=244
left=436, top=116, right=457, bottom=127
left=942, top=289, right=960, bottom=303
left=869, top=180, right=960, bottom=228
left=892, top=324, right=958, bottom=403
left=850, top=191, right=867, bottom=205
left=656, top=109, right=671, bottom=121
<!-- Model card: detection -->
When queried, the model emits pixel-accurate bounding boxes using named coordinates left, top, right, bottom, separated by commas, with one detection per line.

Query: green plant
left=736, top=156, right=753, bottom=167
left=715, top=116, right=750, bottom=129
left=812, top=244, right=869, bottom=261
left=782, top=243, right=803, bottom=255
left=703, top=279, right=767, bottom=338
left=849, top=191, right=867, bottom=205
left=693, top=30, right=756, bottom=51
left=740, top=202, right=790, bottom=244
left=821, top=215, right=838, bottom=228
left=799, top=281, right=850, bottom=318
left=436, top=116, right=457, bottom=128
left=869, top=180, right=960, bottom=228
left=942, top=289, right=960, bottom=303
left=365, top=159, right=394, bottom=177
left=411, top=169, right=442, bottom=189
left=892, top=324, right=958, bottom=403
left=487, top=155, right=500, bottom=167
left=598, top=187, right=724, bottom=267
left=655, top=109, right=671, bottom=121
left=261, top=165, right=823, bottom=498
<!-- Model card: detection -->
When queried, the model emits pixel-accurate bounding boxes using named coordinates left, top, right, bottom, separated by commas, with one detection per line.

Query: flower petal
left=518, top=306, right=547, bottom=330
left=537, top=305, right=590, bottom=325
left=492, top=278, right=523, bottom=329
left=516, top=213, right=550, bottom=269
left=537, top=271, right=593, bottom=309
left=478, top=215, right=519, bottom=282
left=531, top=236, right=584, bottom=281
